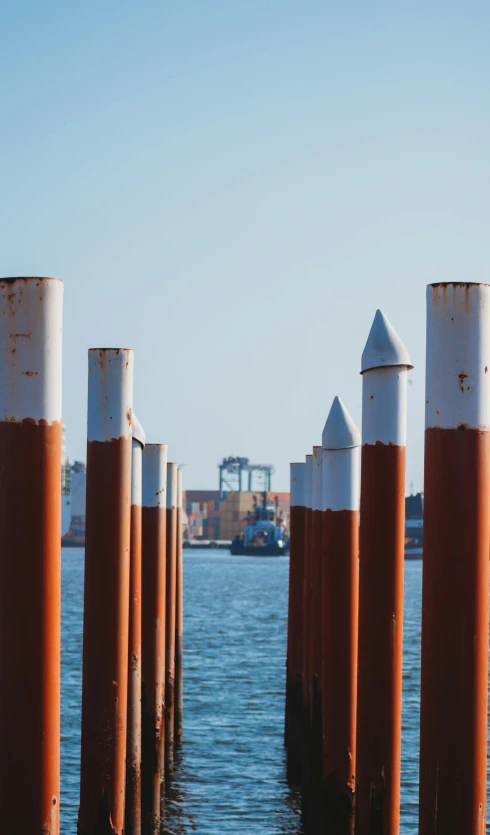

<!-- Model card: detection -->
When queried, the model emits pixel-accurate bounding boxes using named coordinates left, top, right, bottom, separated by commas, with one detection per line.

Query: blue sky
left=2, top=1, right=490, bottom=489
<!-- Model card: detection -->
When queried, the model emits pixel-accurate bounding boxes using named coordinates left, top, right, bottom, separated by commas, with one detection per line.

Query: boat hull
left=230, top=542, right=289, bottom=556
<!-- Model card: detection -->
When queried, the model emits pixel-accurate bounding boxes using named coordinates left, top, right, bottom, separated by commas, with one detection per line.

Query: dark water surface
left=61, top=549, right=423, bottom=833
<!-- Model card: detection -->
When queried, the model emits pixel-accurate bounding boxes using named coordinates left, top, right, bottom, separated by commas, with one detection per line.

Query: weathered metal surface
left=301, top=454, right=313, bottom=818
left=425, top=282, right=490, bottom=432
left=308, top=446, right=323, bottom=829
left=356, top=444, right=406, bottom=835
left=419, top=283, right=490, bottom=834
left=285, top=463, right=306, bottom=784
left=165, top=462, right=178, bottom=775
left=141, top=444, right=168, bottom=834
left=356, top=313, right=409, bottom=835
left=78, top=349, right=133, bottom=835
left=0, top=277, right=62, bottom=835
left=126, top=439, right=143, bottom=835
left=174, top=468, right=184, bottom=746
left=321, top=509, right=358, bottom=834
left=321, top=398, right=360, bottom=835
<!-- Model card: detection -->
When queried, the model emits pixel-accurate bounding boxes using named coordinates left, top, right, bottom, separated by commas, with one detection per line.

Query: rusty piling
left=126, top=415, right=145, bottom=835
left=0, top=277, right=63, bottom=834
left=174, top=467, right=184, bottom=746
left=141, top=443, right=168, bottom=834
left=301, top=453, right=313, bottom=818
left=285, top=461, right=306, bottom=783
left=165, top=462, right=178, bottom=774
left=355, top=311, right=411, bottom=835
left=418, top=283, right=490, bottom=834
left=321, top=397, right=360, bottom=834
left=78, top=348, right=133, bottom=835
left=308, top=444, right=323, bottom=830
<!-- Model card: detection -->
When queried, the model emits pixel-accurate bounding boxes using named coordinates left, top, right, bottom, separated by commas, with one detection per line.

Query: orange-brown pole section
left=174, top=468, right=184, bottom=745
left=419, top=283, right=490, bottom=834
left=126, top=417, right=145, bottom=835
left=301, top=454, right=313, bottom=818
left=285, top=462, right=306, bottom=783
left=78, top=348, right=133, bottom=835
left=308, top=445, right=323, bottom=829
left=356, top=311, right=411, bottom=835
left=165, top=462, right=178, bottom=774
left=321, top=397, right=360, bottom=835
left=141, top=443, right=168, bottom=834
left=0, top=277, right=63, bottom=835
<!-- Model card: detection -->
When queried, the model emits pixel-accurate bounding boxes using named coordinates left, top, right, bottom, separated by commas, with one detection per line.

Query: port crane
left=218, top=457, right=274, bottom=496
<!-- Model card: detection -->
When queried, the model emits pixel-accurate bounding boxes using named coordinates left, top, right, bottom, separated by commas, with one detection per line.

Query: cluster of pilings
left=0, top=277, right=184, bottom=835
left=286, top=282, right=490, bottom=834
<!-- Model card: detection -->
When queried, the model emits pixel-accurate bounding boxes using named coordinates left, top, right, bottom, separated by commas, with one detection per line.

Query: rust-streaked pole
left=141, top=443, right=168, bottom=834
left=321, top=397, right=360, bottom=834
left=356, top=311, right=411, bottom=835
left=165, top=462, right=178, bottom=774
left=0, top=277, right=63, bottom=834
left=309, top=444, right=323, bottom=828
left=174, top=467, right=184, bottom=746
left=126, top=416, right=145, bottom=835
left=285, top=462, right=306, bottom=783
left=419, top=283, right=490, bottom=834
left=79, top=348, right=133, bottom=835
left=301, top=453, right=313, bottom=817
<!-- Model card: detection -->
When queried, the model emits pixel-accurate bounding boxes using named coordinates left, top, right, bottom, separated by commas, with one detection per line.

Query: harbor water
left=62, top=549, right=424, bottom=833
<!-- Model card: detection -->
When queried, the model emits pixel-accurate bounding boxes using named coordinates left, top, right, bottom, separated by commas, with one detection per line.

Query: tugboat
left=230, top=491, right=289, bottom=556
left=405, top=492, right=423, bottom=559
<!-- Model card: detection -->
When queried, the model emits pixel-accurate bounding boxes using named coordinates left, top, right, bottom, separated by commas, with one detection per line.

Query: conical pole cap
left=322, top=396, right=361, bottom=450
left=361, top=309, right=413, bottom=374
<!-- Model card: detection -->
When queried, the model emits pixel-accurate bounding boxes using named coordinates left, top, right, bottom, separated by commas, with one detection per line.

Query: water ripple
left=59, top=551, right=442, bottom=833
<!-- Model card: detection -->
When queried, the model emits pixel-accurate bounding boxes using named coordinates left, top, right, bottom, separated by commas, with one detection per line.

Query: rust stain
left=321, top=508, right=358, bottom=832
left=356, top=444, right=405, bottom=835
left=419, top=427, right=489, bottom=833
left=286, top=504, right=305, bottom=782
left=0, top=420, right=61, bottom=831
left=78, top=436, right=131, bottom=834
left=165, top=503, right=178, bottom=774
left=458, top=371, right=468, bottom=393
left=430, top=281, right=489, bottom=289
left=22, top=370, right=38, bottom=376
left=141, top=503, right=167, bottom=828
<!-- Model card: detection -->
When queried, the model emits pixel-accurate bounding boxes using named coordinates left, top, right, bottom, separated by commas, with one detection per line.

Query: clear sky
left=1, top=1, right=489, bottom=490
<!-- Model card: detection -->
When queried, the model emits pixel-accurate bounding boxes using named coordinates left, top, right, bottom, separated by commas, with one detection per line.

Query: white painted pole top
left=87, top=349, right=134, bottom=442
left=0, top=277, right=63, bottom=424
left=304, top=454, right=313, bottom=510
left=132, top=413, right=146, bottom=447
left=322, top=396, right=360, bottom=450
left=361, top=309, right=412, bottom=374
left=167, top=462, right=178, bottom=510
left=361, top=312, right=410, bottom=447
left=426, top=282, right=490, bottom=431
left=312, top=446, right=322, bottom=511
left=142, top=444, right=168, bottom=508
left=322, top=397, right=360, bottom=511
left=290, top=462, right=305, bottom=507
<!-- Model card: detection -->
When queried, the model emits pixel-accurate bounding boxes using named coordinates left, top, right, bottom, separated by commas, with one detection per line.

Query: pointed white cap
left=361, top=309, right=412, bottom=374
left=322, top=396, right=360, bottom=450
left=132, top=413, right=146, bottom=447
